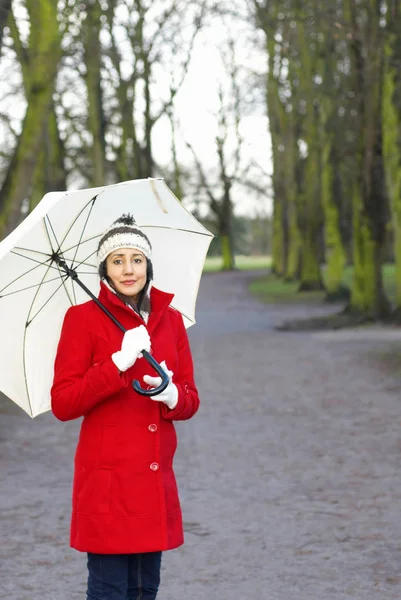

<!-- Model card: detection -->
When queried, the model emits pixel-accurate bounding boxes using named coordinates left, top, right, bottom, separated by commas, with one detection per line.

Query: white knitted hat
left=97, top=214, right=152, bottom=265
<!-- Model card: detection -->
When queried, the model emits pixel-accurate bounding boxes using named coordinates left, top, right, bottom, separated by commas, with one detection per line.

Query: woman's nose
left=124, top=262, right=134, bottom=274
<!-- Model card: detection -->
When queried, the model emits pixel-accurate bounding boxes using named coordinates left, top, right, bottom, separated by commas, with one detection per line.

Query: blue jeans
left=86, top=552, right=162, bottom=600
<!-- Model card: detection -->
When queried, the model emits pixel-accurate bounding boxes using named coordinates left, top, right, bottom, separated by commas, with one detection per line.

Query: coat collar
left=98, top=281, right=174, bottom=332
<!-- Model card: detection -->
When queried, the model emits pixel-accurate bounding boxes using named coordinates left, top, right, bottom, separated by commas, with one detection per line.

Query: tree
left=185, top=34, right=251, bottom=270
left=254, top=0, right=325, bottom=290
left=252, top=0, right=397, bottom=316
left=103, top=0, right=205, bottom=182
left=0, top=0, right=62, bottom=237
left=383, top=1, right=401, bottom=313
left=345, top=0, right=391, bottom=317
left=82, top=0, right=106, bottom=186
left=8, top=8, right=66, bottom=210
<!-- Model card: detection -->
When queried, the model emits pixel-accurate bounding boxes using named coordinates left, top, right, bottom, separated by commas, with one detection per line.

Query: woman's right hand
left=111, top=325, right=151, bottom=372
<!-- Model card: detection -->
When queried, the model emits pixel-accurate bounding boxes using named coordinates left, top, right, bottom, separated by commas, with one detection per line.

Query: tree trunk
left=266, top=42, right=289, bottom=277
left=349, top=183, right=389, bottom=315
left=291, top=16, right=324, bottom=292
left=322, top=143, right=347, bottom=299
left=284, top=121, right=300, bottom=281
left=30, top=105, right=66, bottom=209
left=347, top=0, right=391, bottom=317
left=83, top=0, right=106, bottom=186
left=0, top=0, right=61, bottom=238
left=143, top=55, right=154, bottom=178
left=219, top=214, right=235, bottom=271
left=297, top=152, right=325, bottom=291
left=383, top=18, right=401, bottom=310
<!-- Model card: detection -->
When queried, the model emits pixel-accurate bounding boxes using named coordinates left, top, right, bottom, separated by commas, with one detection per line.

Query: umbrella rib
left=51, top=194, right=99, bottom=258
left=0, top=275, right=69, bottom=298
left=22, top=275, right=69, bottom=417
left=47, top=216, right=63, bottom=253
left=70, top=195, right=98, bottom=268
left=11, top=250, right=60, bottom=272
left=14, top=246, right=52, bottom=258
left=26, top=278, right=71, bottom=327
left=0, top=260, right=49, bottom=294
left=43, top=216, right=59, bottom=255
left=74, top=271, right=98, bottom=275
left=22, top=327, right=33, bottom=418
left=61, top=233, right=102, bottom=255
left=22, top=264, right=69, bottom=415
left=139, top=225, right=213, bottom=238
left=73, top=249, right=97, bottom=271
left=26, top=260, right=61, bottom=326
left=75, top=261, right=97, bottom=268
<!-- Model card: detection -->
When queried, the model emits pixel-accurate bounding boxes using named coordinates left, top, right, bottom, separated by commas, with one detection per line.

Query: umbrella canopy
left=0, top=178, right=213, bottom=418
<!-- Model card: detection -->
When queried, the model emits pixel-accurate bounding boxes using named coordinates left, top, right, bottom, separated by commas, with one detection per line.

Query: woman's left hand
left=143, top=361, right=178, bottom=409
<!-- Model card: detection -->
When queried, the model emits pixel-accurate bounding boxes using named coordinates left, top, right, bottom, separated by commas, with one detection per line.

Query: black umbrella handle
left=133, top=350, right=169, bottom=396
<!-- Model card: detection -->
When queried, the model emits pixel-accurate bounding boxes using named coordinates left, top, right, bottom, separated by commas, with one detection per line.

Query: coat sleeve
left=160, top=311, right=200, bottom=422
left=51, top=306, right=130, bottom=421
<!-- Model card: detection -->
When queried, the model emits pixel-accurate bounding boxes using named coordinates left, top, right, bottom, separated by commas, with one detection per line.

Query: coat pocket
left=114, top=471, right=159, bottom=516
left=77, top=467, right=112, bottom=515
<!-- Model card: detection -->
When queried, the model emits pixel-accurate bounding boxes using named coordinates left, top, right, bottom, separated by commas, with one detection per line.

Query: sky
left=151, top=21, right=273, bottom=217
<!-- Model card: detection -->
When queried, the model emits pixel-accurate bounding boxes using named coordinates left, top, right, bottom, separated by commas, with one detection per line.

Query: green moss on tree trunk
left=221, top=235, right=235, bottom=270
left=383, top=47, right=401, bottom=308
left=322, top=150, right=346, bottom=297
left=349, top=186, right=390, bottom=315
left=0, top=0, right=61, bottom=237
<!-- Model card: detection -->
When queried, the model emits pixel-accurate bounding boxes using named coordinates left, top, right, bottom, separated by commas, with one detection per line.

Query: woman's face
left=106, top=248, right=147, bottom=300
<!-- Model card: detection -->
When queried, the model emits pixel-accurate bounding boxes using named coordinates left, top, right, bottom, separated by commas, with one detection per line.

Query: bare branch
left=184, top=138, right=221, bottom=216
left=8, top=9, right=29, bottom=88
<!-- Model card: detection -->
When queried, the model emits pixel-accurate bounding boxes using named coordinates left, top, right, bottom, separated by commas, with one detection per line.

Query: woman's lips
left=121, top=280, right=136, bottom=285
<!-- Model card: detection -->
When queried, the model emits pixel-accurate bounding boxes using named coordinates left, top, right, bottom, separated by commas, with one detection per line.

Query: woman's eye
left=134, top=258, right=142, bottom=264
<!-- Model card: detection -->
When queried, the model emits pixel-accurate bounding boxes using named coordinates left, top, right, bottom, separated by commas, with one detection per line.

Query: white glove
left=143, top=360, right=178, bottom=409
left=112, top=325, right=151, bottom=372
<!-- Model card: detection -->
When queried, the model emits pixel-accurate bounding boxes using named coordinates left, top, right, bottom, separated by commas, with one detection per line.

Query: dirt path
left=1, top=271, right=401, bottom=599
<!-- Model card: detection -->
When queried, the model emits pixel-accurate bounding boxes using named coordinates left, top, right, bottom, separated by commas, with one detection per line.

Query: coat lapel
left=147, top=287, right=174, bottom=334
left=98, top=282, right=174, bottom=333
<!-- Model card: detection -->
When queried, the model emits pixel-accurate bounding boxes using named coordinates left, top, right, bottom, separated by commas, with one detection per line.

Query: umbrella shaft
left=54, top=254, right=126, bottom=333
left=74, top=278, right=126, bottom=333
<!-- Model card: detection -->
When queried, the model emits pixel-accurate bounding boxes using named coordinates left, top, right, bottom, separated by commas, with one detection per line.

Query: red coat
left=51, top=282, right=200, bottom=554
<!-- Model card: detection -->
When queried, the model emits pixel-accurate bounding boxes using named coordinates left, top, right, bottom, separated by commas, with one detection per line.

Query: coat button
left=150, top=462, right=159, bottom=471
left=148, top=424, right=158, bottom=433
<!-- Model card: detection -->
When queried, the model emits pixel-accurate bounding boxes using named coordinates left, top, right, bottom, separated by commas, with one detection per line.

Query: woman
left=51, top=214, right=200, bottom=600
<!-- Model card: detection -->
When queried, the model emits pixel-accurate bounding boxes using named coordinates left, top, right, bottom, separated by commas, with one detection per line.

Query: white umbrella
left=0, top=178, right=213, bottom=418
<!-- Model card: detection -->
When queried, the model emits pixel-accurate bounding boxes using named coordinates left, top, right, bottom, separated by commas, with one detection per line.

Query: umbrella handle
left=132, top=350, right=170, bottom=396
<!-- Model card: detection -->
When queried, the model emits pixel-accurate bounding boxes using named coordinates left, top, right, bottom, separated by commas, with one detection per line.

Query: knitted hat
left=97, top=214, right=153, bottom=322
left=97, top=214, right=152, bottom=265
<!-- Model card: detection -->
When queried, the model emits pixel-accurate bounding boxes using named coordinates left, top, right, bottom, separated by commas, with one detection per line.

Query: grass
left=250, top=275, right=325, bottom=304
left=203, top=255, right=272, bottom=273
left=249, top=263, right=398, bottom=305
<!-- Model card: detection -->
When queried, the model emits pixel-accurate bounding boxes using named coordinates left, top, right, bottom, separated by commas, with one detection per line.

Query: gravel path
left=1, top=270, right=401, bottom=599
